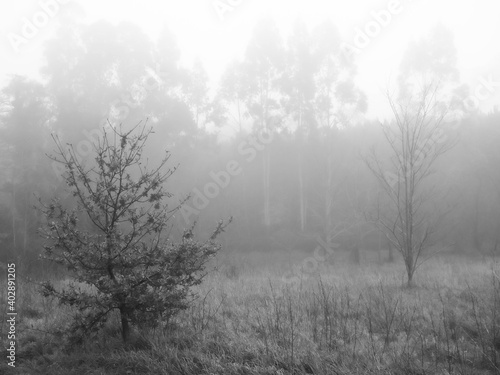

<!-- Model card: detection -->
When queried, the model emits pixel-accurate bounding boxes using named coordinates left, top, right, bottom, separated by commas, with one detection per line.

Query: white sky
left=1, top=0, right=499, bottom=120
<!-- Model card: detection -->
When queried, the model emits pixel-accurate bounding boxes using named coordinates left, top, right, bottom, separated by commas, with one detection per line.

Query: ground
left=1, top=250, right=499, bottom=374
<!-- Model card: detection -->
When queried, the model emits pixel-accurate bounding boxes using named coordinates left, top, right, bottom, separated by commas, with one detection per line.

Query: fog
left=1, top=1, right=500, bottom=373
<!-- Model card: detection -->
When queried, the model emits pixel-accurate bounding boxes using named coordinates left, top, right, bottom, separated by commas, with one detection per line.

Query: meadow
left=1, top=250, right=499, bottom=375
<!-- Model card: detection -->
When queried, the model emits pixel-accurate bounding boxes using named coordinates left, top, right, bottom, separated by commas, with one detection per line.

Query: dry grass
left=1, top=252, right=499, bottom=374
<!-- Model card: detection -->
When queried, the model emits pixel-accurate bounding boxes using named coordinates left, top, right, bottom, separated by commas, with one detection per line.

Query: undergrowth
left=1, top=254, right=499, bottom=374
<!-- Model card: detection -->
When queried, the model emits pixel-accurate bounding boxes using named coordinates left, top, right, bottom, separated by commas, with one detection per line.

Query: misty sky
left=1, top=0, right=499, bottom=120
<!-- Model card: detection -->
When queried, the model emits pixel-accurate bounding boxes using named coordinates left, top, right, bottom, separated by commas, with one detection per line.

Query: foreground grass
left=1, top=253, right=500, bottom=374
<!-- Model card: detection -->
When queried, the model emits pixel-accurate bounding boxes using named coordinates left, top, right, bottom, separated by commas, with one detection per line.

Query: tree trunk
left=387, top=240, right=394, bottom=263
left=405, top=251, right=414, bottom=287
left=351, top=245, right=360, bottom=265
left=472, top=185, right=481, bottom=251
left=23, top=193, right=28, bottom=261
left=11, top=178, right=17, bottom=250
left=324, top=160, right=332, bottom=250
left=298, top=158, right=305, bottom=231
left=120, top=306, right=130, bottom=342
left=263, top=151, right=271, bottom=227
left=406, top=272, right=414, bottom=288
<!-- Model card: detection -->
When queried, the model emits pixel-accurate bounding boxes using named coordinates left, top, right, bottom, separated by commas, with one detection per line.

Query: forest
left=1, top=19, right=499, bottom=269
left=1, top=4, right=500, bottom=375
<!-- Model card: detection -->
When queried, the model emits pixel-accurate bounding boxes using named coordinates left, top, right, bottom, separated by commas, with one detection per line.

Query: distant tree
left=182, top=59, right=210, bottom=128
left=310, top=20, right=366, bottom=248
left=281, top=20, right=317, bottom=233
left=231, top=19, right=284, bottom=228
left=364, top=84, right=456, bottom=286
left=218, top=60, right=250, bottom=133
left=0, top=76, right=52, bottom=266
left=397, top=23, right=460, bottom=101
left=363, top=25, right=462, bottom=286
left=39, top=122, right=229, bottom=342
left=42, top=21, right=155, bottom=144
left=445, top=112, right=500, bottom=255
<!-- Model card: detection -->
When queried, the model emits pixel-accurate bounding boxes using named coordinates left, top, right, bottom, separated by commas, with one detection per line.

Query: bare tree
left=364, top=83, right=456, bottom=286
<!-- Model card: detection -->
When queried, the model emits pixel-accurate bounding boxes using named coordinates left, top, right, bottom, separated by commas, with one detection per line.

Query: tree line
left=0, top=18, right=499, bottom=277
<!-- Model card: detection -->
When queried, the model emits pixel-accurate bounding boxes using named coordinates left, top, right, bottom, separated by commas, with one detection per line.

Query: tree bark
left=120, top=306, right=130, bottom=342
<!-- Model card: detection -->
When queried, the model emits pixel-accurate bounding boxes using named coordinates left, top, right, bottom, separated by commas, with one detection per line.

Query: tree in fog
left=219, top=19, right=284, bottom=229
left=40, top=122, right=228, bottom=342
left=0, top=77, right=52, bottom=266
left=365, top=83, right=456, bottom=286
left=42, top=21, right=155, bottom=145
left=310, top=20, right=366, bottom=248
left=445, top=112, right=500, bottom=254
left=281, top=20, right=317, bottom=232
left=365, top=26, right=462, bottom=286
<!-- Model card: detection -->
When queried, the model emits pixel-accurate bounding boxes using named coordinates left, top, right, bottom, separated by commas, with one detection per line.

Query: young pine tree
left=39, top=122, right=229, bottom=342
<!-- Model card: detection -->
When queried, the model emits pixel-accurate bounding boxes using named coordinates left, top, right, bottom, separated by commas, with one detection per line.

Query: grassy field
left=1, top=251, right=500, bottom=374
